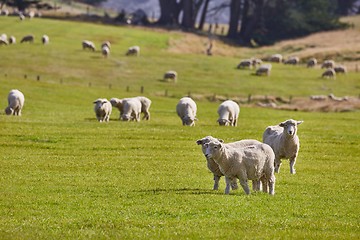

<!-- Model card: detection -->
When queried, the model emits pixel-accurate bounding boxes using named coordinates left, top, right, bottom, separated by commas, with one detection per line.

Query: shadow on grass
left=135, top=187, right=225, bottom=196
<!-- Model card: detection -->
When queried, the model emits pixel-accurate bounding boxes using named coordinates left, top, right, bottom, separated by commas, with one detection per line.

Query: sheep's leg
left=260, top=177, right=268, bottom=193
left=252, top=180, right=260, bottom=192
left=224, top=176, right=232, bottom=194
left=213, top=175, right=220, bottom=190
left=289, top=155, right=297, bottom=174
left=238, top=177, right=250, bottom=195
left=274, top=158, right=282, bottom=173
left=268, top=175, right=276, bottom=195
left=230, top=178, right=238, bottom=190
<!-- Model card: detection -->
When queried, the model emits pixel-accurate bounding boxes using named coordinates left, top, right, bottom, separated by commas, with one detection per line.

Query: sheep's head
left=279, top=119, right=303, bottom=136
left=121, top=113, right=131, bottom=121
left=196, top=136, right=223, bottom=156
left=204, top=141, right=223, bottom=159
left=5, top=106, right=13, bottom=115
left=217, top=118, right=230, bottom=126
left=183, top=116, right=197, bottom=126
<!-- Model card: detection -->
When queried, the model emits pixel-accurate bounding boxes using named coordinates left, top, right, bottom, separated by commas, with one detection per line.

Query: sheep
left=328, top=93, right=348, bottom=102
left=322, top=68, right=336, bottom=79
left=163, top=70, right=177, bottom=82
left=101, top=41, right=111, bottom=49
left=256, top=64, right=272, bottom=76
left=196, top=136, right=264, bottom=193
left=110, top=96, right=151, bottom=120
left=284, top=56, right=300, bottom=65
left=269, top=54, right=283, bottom=63
left=1, top=9, right=9, bottom=16
left=121, top=98, right=142, bottom=122
left=19, top=13, right=25, bottom=20
left=126, top=46, right=140, bottom=56
left=310, top=95, right=327, bottom=101
left=42, top=35, right=49, bottom=45
left=28, top=11, right=35, bottom=19
left=5, top=89, right=25, bottom=116
left=321, top=60, right=335, bottom=69
left=20, top=35, right=34, bottom=43
left=82, top=40, right=96, bottom=51
left=93, top=98, right=112, bottom=122
left=237, top=59, right=253, bottom=69
left=307, top=58, right=317, bottom=68
left=263, top=119, right=303, bottom=174
left=176, top=97, right=197, bottom=126
left=102, top=46, right=110, bottom=58
left=9, top=36, right=16, bottom=44
left=204, top=139, right=275, bottom=195
left=0, top=33, right=8, bottom=45
left=217, top=100, right=240, bottom=126
left=334, top=65, right=347, bottom=74
left=251, top=58, right=262, bottom=67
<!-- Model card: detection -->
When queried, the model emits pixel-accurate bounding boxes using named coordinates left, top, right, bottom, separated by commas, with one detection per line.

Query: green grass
left=0, top=16, right=359, bottom=239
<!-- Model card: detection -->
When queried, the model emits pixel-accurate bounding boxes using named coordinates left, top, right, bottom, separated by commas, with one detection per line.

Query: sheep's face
left=204, top=141, right=222, bottom=159
left=5, top=107, right=13, bottom=115
left=196, top=136, right=223, bottom=156
left=121, top=114, right=131, bottom=121
left=183, top=116, right=196, bottom=126
left=218, top=119, right=230, bottom=126
left=280, top=119, right=303, bottom=136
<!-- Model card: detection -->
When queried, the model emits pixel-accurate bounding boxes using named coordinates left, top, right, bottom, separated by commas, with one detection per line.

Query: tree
left=1, top=0, right=41, bottom=11
left=157, top=0, right=181, bottom=26
left=198, top=0, right=211, bottom=30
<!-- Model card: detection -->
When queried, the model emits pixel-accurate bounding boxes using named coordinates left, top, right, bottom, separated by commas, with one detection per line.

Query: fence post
left=248, top=94, right=252, bottom=104
left=37, top=75, right=40, bottom=81
left=140, top=86, right=144, bottom=94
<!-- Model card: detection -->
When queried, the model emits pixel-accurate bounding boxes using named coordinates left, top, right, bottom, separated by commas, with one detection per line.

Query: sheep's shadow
left=135, top=187, right=225, bottom=196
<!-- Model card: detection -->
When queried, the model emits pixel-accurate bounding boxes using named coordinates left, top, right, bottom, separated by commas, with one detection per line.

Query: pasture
left=0, top=16, right=359, bottom=239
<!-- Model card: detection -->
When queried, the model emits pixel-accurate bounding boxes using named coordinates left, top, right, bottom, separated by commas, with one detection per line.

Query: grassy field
left=0, top=16, right=359, bottom=239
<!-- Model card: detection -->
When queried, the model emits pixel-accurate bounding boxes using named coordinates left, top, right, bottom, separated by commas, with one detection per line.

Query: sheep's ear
left=217, top=138, right=224, bottom=143
left=196, top=139, right=203, bottom=145
left=279, top=122, right=286, bottom=127
left=297, top=120, right=304, bottom=125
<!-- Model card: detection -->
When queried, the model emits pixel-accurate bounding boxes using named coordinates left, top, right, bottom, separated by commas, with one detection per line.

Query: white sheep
left=263, top=119, right=303, bottom=174
left=176, top=97, right=197, bottom=126
left=217, top=100, right=240, bottom=126
left=204, top=139, right=275, bottom=195
left=101, top=41, right=111, bottom=49
left=334, top=65, right=347, bottom=74
left=307, top=58, right=317, bottom=68
left=126, top=46, right=140, bottom=56
left=256, top=64, right=272, bottom=76
left=251, top=58, right=262, bottom=67
left=322, top=68, right=336, bottom=79
left=111, top=96, right=151, bottom=120
left=237, top=59, right=252, bottom=69
left=102, top=46, right=110, bottom=58
left=269, top=54, right=283, bottom=63
left=5, top=89, right=25, bottom=116
left=20, top=35, right=34, bottom=43
left=121, top=98, right=142, bottom=122
left=93, top=98, right=112, bottom=122
left=9, top=36, right=16, bottom=44
left=196, top=136, right=263, bottom=193
left=42, top=35, right=49, bottom=45
left=163, top=70, right=177, bottom=82
left=82, top=40, right=96, bottom=51
left=284, top=56, right=300, bottom=65
left=321, top=60, right=335, bottom=69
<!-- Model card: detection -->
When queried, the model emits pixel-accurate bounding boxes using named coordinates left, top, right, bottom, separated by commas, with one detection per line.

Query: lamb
left=284, top=56, right=300, bottom=65
left=217, top=100, right=240, bottom=126
left=121, top=98, right=142, bottom=122
left=93, top=98, right=112, bottom=122
left=307, top=58, right=317, bottom=68
left=110, top=96, right=151, bottom=120
left=321, top=60, right=335, bottom=69
left=204, top=139, right=275, bottom=195
left=237, top=59, right=253, bottom=69
left=82, top=40, right=96, bottom=51
left=322, top=68, right=336, bottom=79
left=9, top=36, right=16, bottom=44
left=42, top=35, right=49, bottom=45
left=176, top=97, right=197, bottom=126
left=196, top=136, right=264, bottom=193
left=256, top=64, right=272, bottom=76
left=102, top=46, right=110, bottom=58
left=263, top=119, right=303, bottom=174
left=20, top=35, right=34, bottom=43
left=269, top=54, right=283, bottom=63
left=126, top=46, right=140, bottom=56
left=163, top=70, right=177, bottom=82
left=5, top=89, right=25, bottom=116
left=334, top=65, right=347, bottom=74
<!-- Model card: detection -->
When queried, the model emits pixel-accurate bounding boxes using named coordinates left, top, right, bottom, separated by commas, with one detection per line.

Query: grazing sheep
left=163, top=70, right=177, bottom=82
left=263, top=119, right=303, bottom=174
left=321, top=60, right=335, bottom=69
left=121, top=98, right=142, bottom=122
left=176, top=97, right=197, bottom=126
left=20, top=35, right=34, bottom=43
left=93, top=98, right=112, bottom=122
left=82, top=40, right=96, bottom=51
left=204, top=140, right=275, bottom=195
left=307, top=58, right=317, bottom=68
left=256, top=64, right=272, bottom=76
left=217, top=100, right=240, bottom=126
left=334, top=65, right=347, bottom=74
left=42, top=35, right=49, bottom=45
left=310, top=95, right=327, bottom=101
left=0, top=33, right=8, bottom=45
left=328, top=93, right=348, bottom=102
left=102, top=46, right=110, bottom=58
left=5, top=89, right=25, bottom=116
left=237, top=59, right=253, bottom=69
left=322, top=68, right=336, bottom=79
left=111, top=96, right=151, bottom=120
left=196, top=136, right=263, bottom=193
left=110, top=98, right=124, bottom=119
left=9, top=36, right=16, bottom=44
left=126, top=46, right=140, bottom=56
left=251, top=58, right=262, bottom=67
left=269, top=54, right=283, bottom=63
left=101, top=41, right=111, bottom=49
left=284, top=56, right=300, bottom=65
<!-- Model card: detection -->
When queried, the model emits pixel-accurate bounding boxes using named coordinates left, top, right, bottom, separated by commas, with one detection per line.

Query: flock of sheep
left=237, top=54, right=348, bottom=79
left=0, top=33, right=49, bottom=45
